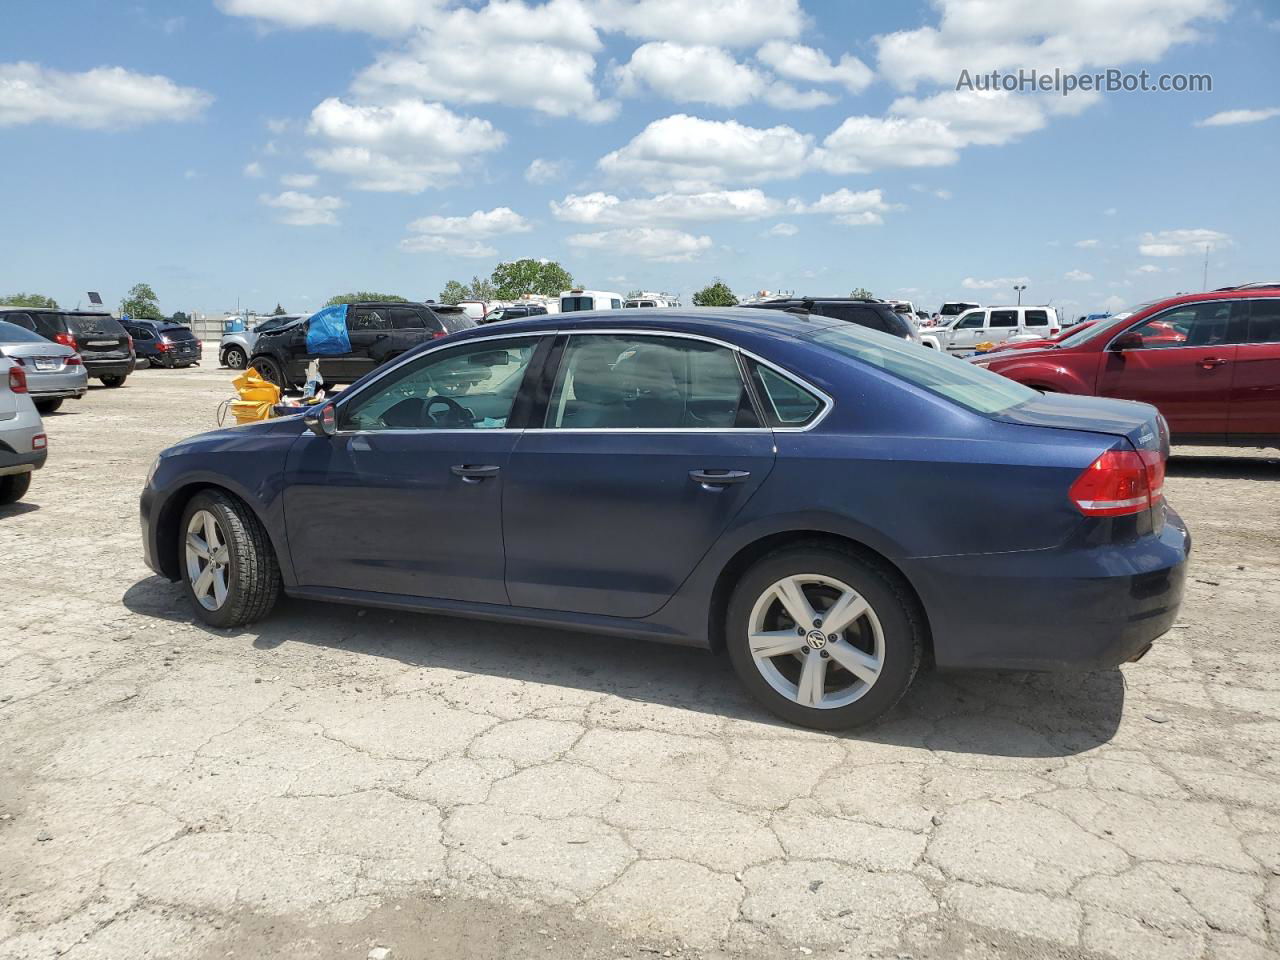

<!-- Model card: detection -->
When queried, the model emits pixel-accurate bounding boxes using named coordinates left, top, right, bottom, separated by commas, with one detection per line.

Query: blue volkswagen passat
left=141, top=309, right=1189, bottom=729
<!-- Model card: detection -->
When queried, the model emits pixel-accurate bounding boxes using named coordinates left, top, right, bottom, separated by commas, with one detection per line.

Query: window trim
left=1104, top=297, right=1251, bottom=352
left=1246, top=297, right=1280, bottom=345
left=328, top=327, right=832, bottom=435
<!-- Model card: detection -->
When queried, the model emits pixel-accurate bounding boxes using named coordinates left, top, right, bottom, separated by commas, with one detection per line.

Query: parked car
left=740, top=297, right=920, bottom=343
left=481, top=304, right=548, bottom=324
left=457, top=300, right=488, bottom=322
left=122, top=318, right=202, bottom=369
left=0, top=307, right=134, bottom=387
left=0, top=320, right=88, bottom=413
left=625, top=293, right=681, bottom=308
left=219, top=314, right=306, bottom=369
left=560, top=290, right=623, bottom=312
left=937, top=301, right=981, bottom=324
left=141, top=307, right=1187, bottom=730
left=977, top=289, right=1280, bottom=446
left=921, top=305, right=1061, bottom=353
left=976, top=318, right=1103, bottom=355
left=0, top=358, right=47, bottom=504
left=249, top=301, right=476, bottom=390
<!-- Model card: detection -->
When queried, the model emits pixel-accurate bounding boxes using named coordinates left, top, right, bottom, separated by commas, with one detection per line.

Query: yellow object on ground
left=229, top=369, right=281, bottom=424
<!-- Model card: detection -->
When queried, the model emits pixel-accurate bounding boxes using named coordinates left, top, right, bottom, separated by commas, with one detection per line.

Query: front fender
left=989, top=358, right=1091, bottom=393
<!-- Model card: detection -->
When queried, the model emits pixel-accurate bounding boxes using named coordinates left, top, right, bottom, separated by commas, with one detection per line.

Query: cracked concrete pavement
left=2, top=364, right=1278, bottom=960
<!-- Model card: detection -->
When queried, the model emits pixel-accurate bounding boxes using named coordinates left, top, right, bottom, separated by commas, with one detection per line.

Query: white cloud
left=215, top=0, right=445, bottom=34
left=400, top=235, right=498, bottom=257
left=615, top=42, right=764, bottom=107
left=402, top=206, right=530, bottom=257
left=1196, top=106, right=1280, bottom=127
left=243, top=161, right=264, bottom=178
left=280, top=172, right=318, bottom=188
left=307, top=97, right=504, bottom=192
left=756, top=41, right=873, bottom=94
left=1064, top=269, right=1093, bottom=281
left=525, top=158, right=567, bottom=184
left=816, top=116, right=959, bottom=174
left=761, top=83, right=835, bottom=110
left=1074, top=238, right=1099, bottom=248
left=962, top=275, right=1031, bottom=290
left=875, top=0, right=1227, bottom=91
left=1103, top=207, right=1117, bottom=216
left=1138, top=228, right=1231, bottom=257
left=1132, top=263, right=1166, bottom=274
left=889, top=89, right=1047, bottom=146
left=588, top=0, right=804, bottom=46
left=0, top=61, right=212, bottom=129
left=183, top=169, right=199, bottom=180
left=260, top=190, right=345, bottom=226
left=789, top=188, right=892, bottom=226
left=551, top=188, right=782, bottom=224
left=600, top=114, right=812, bottom=190
left=568, top=227, right=712, bottom=262
left=352, top=0, right=615, bottom=122
left=765, top=223, right=799, bottom=237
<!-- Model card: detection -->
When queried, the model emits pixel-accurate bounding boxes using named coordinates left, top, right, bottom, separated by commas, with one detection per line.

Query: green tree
left=692, top=280, right=738, bottom=307
left=439, top=280, right=467, bottom=305
left=271, top=303, right=287, bottom=315
left=490, top=259, right=573, bottom=300
left=1, top=292, right=59, bottom=309
left=170, top=311, right=190, bottom=324
left=325, top=292, right=409, bottom=307
left=121, top=283, right=163, bottom=320
left=850, top=287, right=874, bottom=299
left=466, top=275, right=496, bottom=302
left=626, top=289, right=644, bottom=300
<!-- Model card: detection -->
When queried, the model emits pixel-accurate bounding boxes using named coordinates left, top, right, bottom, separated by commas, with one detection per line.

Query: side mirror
left=1111, top=331, right=1143, bottom=352
left=305, top=402, right=337, bottom=437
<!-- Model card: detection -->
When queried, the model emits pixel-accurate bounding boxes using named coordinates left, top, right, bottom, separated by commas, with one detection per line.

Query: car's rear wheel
left=223, top=346, right=247, bottom=369
left=180, top=490, right=281, bottom=628
left=250, top=356, right=284, bottom=389
left=726, top=547, right=922, bottom=730
left=100, top=375, right=127, bottom=388
left=34, top=398, right=62, bottom=414
left=0, top=472, right=31, bottom=505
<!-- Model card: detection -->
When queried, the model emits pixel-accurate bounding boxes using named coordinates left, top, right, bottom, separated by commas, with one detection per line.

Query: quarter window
left=1024, top=310, right=1049, bottom=326
left=544, top=335, right=755, bottom=429
left=989, top=310, right=1019, bottom=328
left=339, top=338, right=538, bottom=431
left=752, top=364, right=822, bottom=427
left=390, top=307, right=426, bottom=329
left=1248, top=299, right=1280, bottom=343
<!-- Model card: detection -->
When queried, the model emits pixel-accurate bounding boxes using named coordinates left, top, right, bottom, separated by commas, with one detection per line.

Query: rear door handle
left=1197, top=357, right=1229, bottom=368
left=451, top=464, right=500, bottom=483
left=689, top=469, right=751, bottom=487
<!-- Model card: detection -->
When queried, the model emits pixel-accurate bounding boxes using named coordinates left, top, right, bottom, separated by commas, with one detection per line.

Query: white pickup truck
left=918, top=305, right=1062, bottom=354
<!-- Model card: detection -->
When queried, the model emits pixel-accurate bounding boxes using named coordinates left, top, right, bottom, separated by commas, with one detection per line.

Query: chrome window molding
left=1102, top=296, right=1279, bottom=352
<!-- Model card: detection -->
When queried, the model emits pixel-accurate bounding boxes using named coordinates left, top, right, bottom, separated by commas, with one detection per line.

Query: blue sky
left=1, top=0, right=1277, bottom=317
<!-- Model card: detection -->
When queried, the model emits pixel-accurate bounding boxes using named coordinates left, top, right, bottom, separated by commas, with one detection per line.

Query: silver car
left=0, top=357, right=47, bottom=504
left=219, top=314, right=306, bottom=369
left=0, top=320, right=88, bottom=414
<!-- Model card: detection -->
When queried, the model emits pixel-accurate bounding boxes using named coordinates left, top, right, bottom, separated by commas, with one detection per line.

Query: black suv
left=121, top=318, right=203, bottom=369
left=0, top=307, right=135, bottom=386
left=739, top=298, right=920, bottom=342
left=249, top=301, right=476, bottom=390
left=481, top=304, right=549, bottom=324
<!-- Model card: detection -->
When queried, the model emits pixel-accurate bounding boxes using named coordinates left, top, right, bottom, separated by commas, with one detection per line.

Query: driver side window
left=339, top=338, right=538, bottom=431
left=956, top=311, right=986, bottom=329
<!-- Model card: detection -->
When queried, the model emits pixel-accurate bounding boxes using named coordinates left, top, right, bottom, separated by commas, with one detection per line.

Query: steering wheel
left=423, top=395, right=474, bottom=428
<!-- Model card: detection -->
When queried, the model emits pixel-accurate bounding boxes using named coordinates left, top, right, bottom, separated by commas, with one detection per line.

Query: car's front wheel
left=180, top=490, right=281, bottom=628
left=0, top=472, right=31, bottom=505
left=222, top=346, right=247, bottom=369
left=250, top=356, right=284, bottom=389
left=726, top=546, right=922, bottom=730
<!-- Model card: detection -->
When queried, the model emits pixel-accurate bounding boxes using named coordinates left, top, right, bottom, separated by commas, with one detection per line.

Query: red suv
left=977, top=288, right=1280, bottom=446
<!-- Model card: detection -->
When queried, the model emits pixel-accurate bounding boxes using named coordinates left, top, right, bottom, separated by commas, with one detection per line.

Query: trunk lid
left=992, top=391, right=1166, bottom=455
left=67, top=314, right=131, bottom=359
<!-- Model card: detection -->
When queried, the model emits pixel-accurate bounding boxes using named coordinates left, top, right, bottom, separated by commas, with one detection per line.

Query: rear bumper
left=903, top=506, right=1190, bottom=671
left=85, top=358, right=134, bottom=378
left=0, top=410, right=47, bottom=475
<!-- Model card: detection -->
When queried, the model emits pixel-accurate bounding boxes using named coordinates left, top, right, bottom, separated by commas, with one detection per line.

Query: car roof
left=446, top=306, right=844, bottom=343
left=0, top=305, right=62, bottom=313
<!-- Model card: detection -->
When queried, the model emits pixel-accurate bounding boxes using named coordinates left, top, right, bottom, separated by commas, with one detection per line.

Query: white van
left=921, top=305, right=1061, bottom=353
left=624, top=292, right=681, bottom=308
left=560, top=290, right=623, bottom=312
left=456, top=300, right=488, bottom=321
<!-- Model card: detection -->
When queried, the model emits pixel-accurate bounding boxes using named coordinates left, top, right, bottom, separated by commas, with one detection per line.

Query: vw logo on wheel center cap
left=804, top=629, right=828, bottom=650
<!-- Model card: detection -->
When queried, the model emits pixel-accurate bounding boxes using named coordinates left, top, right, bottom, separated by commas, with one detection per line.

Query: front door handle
left=451, top=464, right=500, bottom=483
left=1197, top=357, right=1229, bottom=369
left=689, top=469, right=751, bottom=487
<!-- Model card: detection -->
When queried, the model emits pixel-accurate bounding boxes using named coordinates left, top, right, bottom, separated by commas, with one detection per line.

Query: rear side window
left=751, top=362, right=823, bottom=427
left=1024, top=310, right=1049, bottom=327
left=610, top=299, right=622, bottom=309
left=561, top=297, right=592, bottom=312
left=810, top=324, right=1039, bottom=415
left=349, top=308, right=391, bottom=331
left=989, top=310, right=1019, bottom=328
left=390, top=307, right=426, bottom=329
left=1248, top=299, right=1280, bottom=343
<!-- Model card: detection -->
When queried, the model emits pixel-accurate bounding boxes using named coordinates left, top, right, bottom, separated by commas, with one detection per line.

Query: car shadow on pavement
left=123, top=575, right=1124, bottom=758
left=1167, top=453, right=1279, bottom=480
left=0, top=501, right=40, bottom=517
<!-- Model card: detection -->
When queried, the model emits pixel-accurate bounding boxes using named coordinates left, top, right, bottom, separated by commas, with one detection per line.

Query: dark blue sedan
left=141, top=309, right=1189, bottom=729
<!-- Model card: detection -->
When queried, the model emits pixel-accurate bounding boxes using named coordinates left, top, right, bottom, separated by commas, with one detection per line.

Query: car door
left=984, top=308, right=1020, bottom=348
left=946, top=309, right=988, bottom=353
left=1228, top=298, right=1280, bottom=440
left=282, top=334, right=548, bottom=603
left=502, top=332, right=776, bottom=618
left=1097, top=300, right=1246, bottom=441
left=326, top=307, right=392, bottom=383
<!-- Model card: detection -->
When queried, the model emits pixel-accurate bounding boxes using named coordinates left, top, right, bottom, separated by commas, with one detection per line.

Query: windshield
left=810, top=324, right=1038, bottom=415
left=1057, top=305, right=1149, bottom=348
left=0, top=320, right=47, bottom=343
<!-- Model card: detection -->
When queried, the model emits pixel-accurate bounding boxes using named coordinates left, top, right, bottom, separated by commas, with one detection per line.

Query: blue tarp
left=305, top=304, right=351, bottom=355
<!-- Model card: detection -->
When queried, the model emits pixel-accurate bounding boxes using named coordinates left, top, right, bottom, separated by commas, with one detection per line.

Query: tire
left=34, top=398, right=62, bottom=414
left=223, top=346, right=247, bottom=370
left=0, top=472, right=31, bottom=505
left=100, top=375, right=127, bottom=388
left=179, top=490, right=281, bottom=628
left=250, top=356, right=284, bottom=389
left=725, top=546, right=922, bottom=730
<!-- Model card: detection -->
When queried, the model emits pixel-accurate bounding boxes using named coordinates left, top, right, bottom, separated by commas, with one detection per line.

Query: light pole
left=1013, top=283, right=1027, bottom=305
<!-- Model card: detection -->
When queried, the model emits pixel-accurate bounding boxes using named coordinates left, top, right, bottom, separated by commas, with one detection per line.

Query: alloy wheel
left=185, top=509, right=231, bottom=611
left=747, top=574, right=884, bottom=710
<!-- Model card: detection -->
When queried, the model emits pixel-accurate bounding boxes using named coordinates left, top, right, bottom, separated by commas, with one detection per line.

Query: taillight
left=9, top=365, right=28, bottom=393
left=156, top=340, right=170, bottom=351
left=431, top=330, right=447, bottom=339
left=1069, top=448, right=1160, bottom=517
left=65, top=353, right=83, bottom=366
left=32, top=434, right=46, bottom=451
left=127, top=335, right=134, bottom=351
left=54, top=332, right=77, bottom=349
